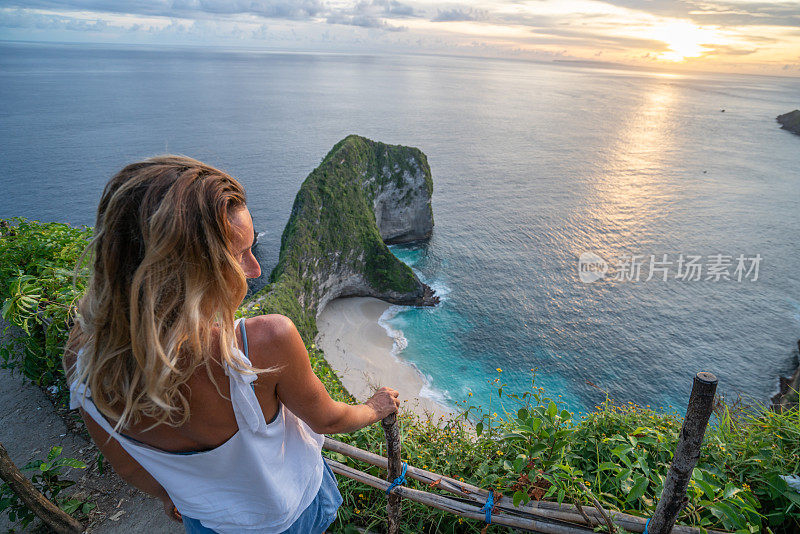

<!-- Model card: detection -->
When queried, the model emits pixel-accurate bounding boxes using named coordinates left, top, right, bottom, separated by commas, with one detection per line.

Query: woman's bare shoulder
left=241, top=314, right=305, bottom=369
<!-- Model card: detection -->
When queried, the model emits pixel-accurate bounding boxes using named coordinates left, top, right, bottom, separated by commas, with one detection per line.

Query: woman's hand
left=161, top=495, right=182, bottom=523
left=364, top=387, right=400, bottom=421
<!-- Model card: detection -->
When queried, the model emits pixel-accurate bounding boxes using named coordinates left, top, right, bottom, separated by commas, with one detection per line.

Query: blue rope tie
left=385, top=462, right=408, bottom=495
left=480, top=491, right=495, bottom=524
left=644, top=518, right=651, bottom=534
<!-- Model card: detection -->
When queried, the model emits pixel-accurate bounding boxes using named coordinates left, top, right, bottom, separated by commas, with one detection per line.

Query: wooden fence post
left=648, top=372, right=717, bottom=534
left=382, top=413, right=402, bottom=534
left=0, top=442, right=83, bottom=534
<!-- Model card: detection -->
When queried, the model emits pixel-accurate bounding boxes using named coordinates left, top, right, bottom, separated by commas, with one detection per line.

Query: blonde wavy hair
left=66, top=155, right=257, bottom=431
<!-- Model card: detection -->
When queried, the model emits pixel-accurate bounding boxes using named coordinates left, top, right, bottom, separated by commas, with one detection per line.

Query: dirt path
left=0, top=367, right=182, bottom=533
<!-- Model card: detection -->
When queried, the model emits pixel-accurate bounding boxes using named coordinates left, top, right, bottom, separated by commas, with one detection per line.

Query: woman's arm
left=248, top=315, right=400, bottom=435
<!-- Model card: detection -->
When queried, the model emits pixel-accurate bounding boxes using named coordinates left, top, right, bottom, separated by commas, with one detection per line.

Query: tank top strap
left=226, top=318, right=270, bottom=435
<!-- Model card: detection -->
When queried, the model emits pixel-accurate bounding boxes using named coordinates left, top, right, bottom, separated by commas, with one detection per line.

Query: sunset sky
left=1, top=0, right=799, bottom=75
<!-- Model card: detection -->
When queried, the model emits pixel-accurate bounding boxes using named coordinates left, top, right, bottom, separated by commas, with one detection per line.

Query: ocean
left=1, top=41, right=798, bottom=414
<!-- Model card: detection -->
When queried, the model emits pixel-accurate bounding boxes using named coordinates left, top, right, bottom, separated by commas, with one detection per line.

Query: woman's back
left=108, top=317, right=279, bottom=454
left=71, top=318, right=327, bottom=533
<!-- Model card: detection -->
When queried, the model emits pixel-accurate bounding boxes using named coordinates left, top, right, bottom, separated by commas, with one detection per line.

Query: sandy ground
left=0, top=320, right=181, bottom=534
left=315, top=296, right=454, bottom=422
left=0, top=367, right=183, bottom=534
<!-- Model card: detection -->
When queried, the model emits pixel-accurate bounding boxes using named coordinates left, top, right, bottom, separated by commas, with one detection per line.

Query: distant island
left=242, top=134, right=439, bottom=342
left=777, top=109, right=800, bottom=135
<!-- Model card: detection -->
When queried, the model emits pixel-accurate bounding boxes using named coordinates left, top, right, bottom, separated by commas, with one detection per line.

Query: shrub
left=0, top=218, right=90, bottom=394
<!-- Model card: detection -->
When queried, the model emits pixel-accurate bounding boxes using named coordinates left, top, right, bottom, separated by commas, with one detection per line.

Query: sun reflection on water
left=575, top=80, right=679, bottom=260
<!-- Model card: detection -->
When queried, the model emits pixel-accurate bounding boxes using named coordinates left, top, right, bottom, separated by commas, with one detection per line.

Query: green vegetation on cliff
left=1, top=136, right=798, bottom=532
left=245, top=134, right=432, bottom=343
left=0, top=218, right=91, bottom=390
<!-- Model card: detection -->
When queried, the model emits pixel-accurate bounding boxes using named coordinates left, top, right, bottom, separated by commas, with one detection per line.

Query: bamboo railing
left=324, top=372, right=726, bottom=534
left=1, top=372, right=722, bottom=533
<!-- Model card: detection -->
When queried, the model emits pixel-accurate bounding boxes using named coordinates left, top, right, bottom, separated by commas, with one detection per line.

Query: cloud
left=0, top=9, right=109, bottom=31
left=325, top=1, right=417, bottom=31
left=1, top=0, right=799, bottom=74
left=0, top=0, right=327, bottom=21
left=431, top=7, right=487, bottom=22
left=382, top=0, right=417, bottom=17
left=326, top=13, right=406, bottom=31
left=688, top=1, right=800, bottom=27
left=699, top=43, right=758, bottom=56
left=598, top=0, right=800, bottom=27
left=524, top=26, right=670, bottom=52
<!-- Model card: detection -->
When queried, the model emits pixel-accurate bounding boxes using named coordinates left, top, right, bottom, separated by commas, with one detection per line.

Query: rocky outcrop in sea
left=243, top=135, right=438, bottom=339
left=776, top=110, right=800, bottom=135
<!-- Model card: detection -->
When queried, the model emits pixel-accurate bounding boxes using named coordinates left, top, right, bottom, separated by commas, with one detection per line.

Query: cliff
left=243, top=135, right=438, bottom=340
left=772, top=340, right=800, bottom=412
left=776, top=109, right=800, bottom=135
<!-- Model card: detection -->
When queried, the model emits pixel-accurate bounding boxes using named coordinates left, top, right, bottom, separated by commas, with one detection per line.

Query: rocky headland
left=243, top=134, right=439, bottom=341
left=776, top=109, right=800, bottom=135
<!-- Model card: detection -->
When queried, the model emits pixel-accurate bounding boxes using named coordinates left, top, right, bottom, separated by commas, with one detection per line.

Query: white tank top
left=69, top=318, right=325, bottom=533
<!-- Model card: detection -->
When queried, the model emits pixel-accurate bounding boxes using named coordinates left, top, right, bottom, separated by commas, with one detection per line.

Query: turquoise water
left=386, top=244, right=584, bottom=413
left=1, top=42, right=798, bottom=414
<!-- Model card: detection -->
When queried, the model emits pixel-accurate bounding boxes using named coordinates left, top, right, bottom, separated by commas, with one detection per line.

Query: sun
left=653, top=21, right=716, bottom=62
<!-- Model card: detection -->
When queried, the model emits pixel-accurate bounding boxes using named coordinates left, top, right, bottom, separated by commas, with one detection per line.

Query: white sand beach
left=315, top=297, right=454, bottom=422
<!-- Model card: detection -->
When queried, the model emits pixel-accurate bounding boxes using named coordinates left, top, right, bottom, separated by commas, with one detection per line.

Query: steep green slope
left=242, top=134, right=438, bottom=342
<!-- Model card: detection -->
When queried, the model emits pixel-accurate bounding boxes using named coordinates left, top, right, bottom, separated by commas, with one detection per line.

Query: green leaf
left=529, top=443, right=548, bottom=457
left=54, top=458, right=87, bottom=469
left=502, top=432, right=527, bottom=442
left=547, top=401, right=557, bottom=418
left=715, top=501, right=747, bottom=529
left=47, top=446, right=63, bottom=462
left=476, top=421, right=483, bottom=437
left=723, top=483, right=742, bottom=500
left=513, top=457, right=527, bottom=473
left=627, top=476, right=648, bottom=503
left=696, top=479, right=717, bottom=501
left=530, top=418, right=542, bottom=432
left=513, top=490, right=527, bottom=507
left=59, top=499, right=81, bottom=515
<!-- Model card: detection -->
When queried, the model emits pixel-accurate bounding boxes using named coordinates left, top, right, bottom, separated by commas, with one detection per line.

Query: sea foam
left=378, top=303, right=453, bottom=410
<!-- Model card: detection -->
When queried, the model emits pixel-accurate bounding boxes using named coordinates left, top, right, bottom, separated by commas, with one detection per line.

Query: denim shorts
left=183, top=459, right=343, bottom=534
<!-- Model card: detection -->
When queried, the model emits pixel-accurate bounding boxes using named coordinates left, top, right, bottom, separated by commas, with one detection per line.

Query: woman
left=64, top=155, right=400, bottom=533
